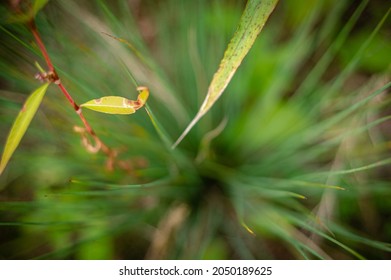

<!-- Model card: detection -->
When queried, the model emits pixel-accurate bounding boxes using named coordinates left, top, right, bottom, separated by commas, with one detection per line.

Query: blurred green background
left=0, top=0, right=390, bottom=259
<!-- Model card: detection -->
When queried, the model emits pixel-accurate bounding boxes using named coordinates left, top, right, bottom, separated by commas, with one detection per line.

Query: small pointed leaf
left=81, top=86, right=149, bottom=115
left=0, top=83, right=50, bottom=175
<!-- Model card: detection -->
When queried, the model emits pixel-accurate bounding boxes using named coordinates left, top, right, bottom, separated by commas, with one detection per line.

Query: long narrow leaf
left=0, top=83, right=50, bottom=175
left=172, top=0, right=279, bottom=148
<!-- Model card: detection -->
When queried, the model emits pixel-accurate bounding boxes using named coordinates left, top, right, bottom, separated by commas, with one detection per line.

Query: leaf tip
left=241, top=221, right=256, bottom=236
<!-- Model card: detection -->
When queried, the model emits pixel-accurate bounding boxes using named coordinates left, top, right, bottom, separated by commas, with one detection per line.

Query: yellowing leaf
left=0, top=83, right=50, bottom=175
left=172, top=0, right=279, bottom=148
left=80, top=86, right=149, bottom=115
left=81, top=96, right=136, bottom=114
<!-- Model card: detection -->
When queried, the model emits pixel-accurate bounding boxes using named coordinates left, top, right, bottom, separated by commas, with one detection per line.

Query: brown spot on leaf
left=126, top=99, right=139, bottom=108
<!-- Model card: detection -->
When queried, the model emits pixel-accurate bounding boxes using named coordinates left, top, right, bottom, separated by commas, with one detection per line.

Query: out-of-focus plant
left=0, top=0, right=390, bottom=260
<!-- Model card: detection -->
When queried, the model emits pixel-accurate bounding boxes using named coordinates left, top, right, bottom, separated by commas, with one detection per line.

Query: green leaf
left=80, top=86, right=149, bottom=115
left=81, top=96, right=136, bottom=114
left=7, top=0, right=50, bottom=23
left=0, top=83, right=50, bottom=175
left=172, top=0, right=279, bottom=148
left=32, top=0, right=50, bottom=16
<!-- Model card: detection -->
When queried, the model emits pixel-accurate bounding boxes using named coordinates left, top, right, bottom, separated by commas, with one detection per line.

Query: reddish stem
left=28, top=19, right=116, bottom=163
left=29, top=21, right=55, bottom=72
left=77, top=108, right=96, bottom=137
left=57, top=83, right=79, bottom=112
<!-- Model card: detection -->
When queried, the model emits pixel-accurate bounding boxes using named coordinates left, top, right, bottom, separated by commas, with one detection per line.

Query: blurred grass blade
left=330, top=223, right=391, bottom=252
left=145, top=105, right=173, bottom=149
left=298, top=156, right=391, bottom=181
left=7, top=0, right=50, bottom=23
left=33, top=0, right=50, bottom=16
left=294, top=0, right=369, bottom=100
left=101, top=32, right=152, bottom=69
left=80, top=87, right=149, bottom=115
left=172, top=0, right=279, bottom=148
left=70, top=177, right=170, bottom=189
left=0, top=83, right=50, bottom=175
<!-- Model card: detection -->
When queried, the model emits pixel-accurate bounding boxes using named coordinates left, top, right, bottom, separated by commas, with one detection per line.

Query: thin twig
left=28, top=19, right=116, bottom=166
left=29, top=21, right=55, bottom=72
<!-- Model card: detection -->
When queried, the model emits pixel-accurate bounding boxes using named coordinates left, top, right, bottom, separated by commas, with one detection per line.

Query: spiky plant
left=0, top=0, right=390, bottom=259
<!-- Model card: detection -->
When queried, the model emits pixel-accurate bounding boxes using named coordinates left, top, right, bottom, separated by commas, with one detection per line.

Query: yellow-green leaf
left=172, top=0, right=279, bottom=148
left=0, top=83, right=50, bottom=175
left=32, top=0, right=50, bottom=15
left=81, top=96, right=136, bottom=114
left=80, top=86, right=149, bottom=115
left=7, top=0, right=50, bottom=23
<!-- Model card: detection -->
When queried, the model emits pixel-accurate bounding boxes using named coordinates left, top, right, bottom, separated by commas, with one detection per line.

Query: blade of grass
left=307, top=157, right=391, bottom=177
left=256, top=81, right=391, bottom=168
left=202, top=161, right=345, bottom=190
left=69, top=177, right=171, bottom=189
left=172, top=0, right=279, bottom=148
left=145, top=105, right=173, bottom=149
left=294, top=0, right=369, bottom=100
left=308, top=7, right=391, bottom=112
left=330, top=223, right=391, bottom=252
left=101, top=32, right=152, bottom=69
left=119, top=59, right=173, bottom=148
left=287, top=213, right=366, bottom=259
